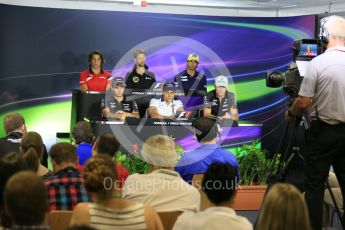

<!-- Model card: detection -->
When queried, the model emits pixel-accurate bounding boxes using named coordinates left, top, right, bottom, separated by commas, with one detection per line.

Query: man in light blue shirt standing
left=175, top=118, right=239, bottom=183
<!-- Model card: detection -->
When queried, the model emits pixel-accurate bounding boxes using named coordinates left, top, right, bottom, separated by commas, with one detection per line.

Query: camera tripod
left=275, top=115, right=307, bottom=182
left=256, top=115, right=344, bottom=229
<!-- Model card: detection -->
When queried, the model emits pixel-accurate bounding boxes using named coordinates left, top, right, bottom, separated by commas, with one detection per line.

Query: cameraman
left=285, top=15, right=345, bottom=230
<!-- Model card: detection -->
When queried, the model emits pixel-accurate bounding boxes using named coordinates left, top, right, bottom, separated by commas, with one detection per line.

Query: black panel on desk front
left=70, top=89, right=105, bottom=133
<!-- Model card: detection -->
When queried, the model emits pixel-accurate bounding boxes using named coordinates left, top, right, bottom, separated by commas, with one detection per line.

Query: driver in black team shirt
left=203, top=75, right=238, bottom=121
left=102, top=77, right=139, bottom=121
left=125, top=49, right=156, bottom=118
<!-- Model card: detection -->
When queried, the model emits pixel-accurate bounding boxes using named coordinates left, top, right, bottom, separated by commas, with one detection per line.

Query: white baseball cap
left=215, top=75, right=228, bottom=87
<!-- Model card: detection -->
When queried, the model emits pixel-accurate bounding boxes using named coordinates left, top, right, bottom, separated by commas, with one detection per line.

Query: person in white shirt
left=149, top=82, right=184, bottom=119
left=173, top=163, right=252, bottom=230
left=122, top=135, right=200, bottom=212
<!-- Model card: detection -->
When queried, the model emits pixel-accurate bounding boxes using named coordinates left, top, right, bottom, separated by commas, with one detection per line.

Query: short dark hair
left=0, top=153, right=28, bottom=228
left=72, top=121, right=94, bottom=144
left=4, top=171, right=48, bottom=225
left=3, top=113, right=25, bottom=134
left=49, top=142, right=77, bottom=164
left=202, top=163, right=237, bottom=205
left=193, top=118, right=218, bottom=143
left=0, top=152, right=28, bottom=206
left=95, top=133, right=120, bottom=158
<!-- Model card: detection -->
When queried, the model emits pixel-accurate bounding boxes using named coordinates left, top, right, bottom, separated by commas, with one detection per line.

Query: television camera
left=266, top=39, right=323, bottom=98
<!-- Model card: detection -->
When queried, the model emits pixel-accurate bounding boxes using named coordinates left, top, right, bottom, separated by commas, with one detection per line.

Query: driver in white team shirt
left=149, top=82, right=184, bottom=119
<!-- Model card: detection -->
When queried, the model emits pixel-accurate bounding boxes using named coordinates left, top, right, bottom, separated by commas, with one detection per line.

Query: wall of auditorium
left=0, top=3, right=316, bottom=151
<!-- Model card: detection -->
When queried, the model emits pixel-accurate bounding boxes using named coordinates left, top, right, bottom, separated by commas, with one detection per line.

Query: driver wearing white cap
left=203, top=75, right=238, bottom=121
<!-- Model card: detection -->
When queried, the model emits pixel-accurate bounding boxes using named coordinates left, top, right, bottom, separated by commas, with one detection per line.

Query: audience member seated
left=0, top=153, right=28, bottom=228
left=70, top=155, right=163, bottom=230
left=0, top=113, right=26, bottom=157
left=173, top=163, right=252, bottom=230
left=80, top=50, right=111, bottom=92
left=256, top=183, right=312, bottom=230
left=20, top=131, right=53, bottom=180
left=149, top=82, right=184, bottom=119
left=324, top=172, right=343, bottom=213
left=175, top=118, right=239, bottom=183
left=203, top=75, right=238, bottom=121
left=72, top=121, right=95, bottom=166
left=4, top=171, right=49, bottom=230
left=45, top=143, right=91, bottom=211
left=101, top=77, right=140, bottom=121
left=92, top=132, right=129, bottom=187
left=122, top=135, right=200, bottom=212
left=0, top=113, right=49, bottom=167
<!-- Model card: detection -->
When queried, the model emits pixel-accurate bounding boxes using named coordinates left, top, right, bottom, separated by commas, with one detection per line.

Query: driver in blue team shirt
left=174, top=53, right=207, bottom=97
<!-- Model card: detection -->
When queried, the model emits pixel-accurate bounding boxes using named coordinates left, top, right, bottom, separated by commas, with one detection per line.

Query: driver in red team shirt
left=80, top=50, right=112, bottom=92
left=304, top=45, right=315, bottom=56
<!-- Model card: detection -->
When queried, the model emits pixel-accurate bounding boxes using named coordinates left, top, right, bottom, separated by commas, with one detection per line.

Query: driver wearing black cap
left=101, top=77, right=139, bottom=121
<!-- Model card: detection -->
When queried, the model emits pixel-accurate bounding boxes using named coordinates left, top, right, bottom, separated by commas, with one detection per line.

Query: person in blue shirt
left=174, top=53, right=207, bottom=108
left=71, top=121, right=95, bottom=166
left=175, top=117, right=239, bottom=184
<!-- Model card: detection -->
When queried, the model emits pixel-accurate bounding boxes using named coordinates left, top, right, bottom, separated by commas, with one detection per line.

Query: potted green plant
left=232, top=140, right=280, bottom=210
left=115, top=152, right=149, bottom=174
left=114, top=144, right=184, bottom=175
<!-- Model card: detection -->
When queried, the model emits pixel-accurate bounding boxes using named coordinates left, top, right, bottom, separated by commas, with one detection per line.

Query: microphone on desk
left=171, top=103, right=175, bottom=115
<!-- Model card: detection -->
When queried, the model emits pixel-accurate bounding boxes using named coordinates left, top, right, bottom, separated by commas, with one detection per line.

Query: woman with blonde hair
left=70, top=155, right=163, bottom=230
left=20, top=131, right=53, bottom=179
left=256, top=183, right=312, bottom=230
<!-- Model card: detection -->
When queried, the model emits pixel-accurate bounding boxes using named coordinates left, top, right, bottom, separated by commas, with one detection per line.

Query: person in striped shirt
left=70, top=155, right=163, bottom=230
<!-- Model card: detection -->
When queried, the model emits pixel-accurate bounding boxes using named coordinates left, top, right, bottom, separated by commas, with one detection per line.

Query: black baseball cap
left=111, top=77, right=126, bottom=87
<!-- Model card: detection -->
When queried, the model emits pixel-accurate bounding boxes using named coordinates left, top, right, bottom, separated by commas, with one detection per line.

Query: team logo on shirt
left=180, top=75, right=188, bottom=82
left=133, top=76, right=139, bottom=83
left=123, top=103, right=131, bottom=111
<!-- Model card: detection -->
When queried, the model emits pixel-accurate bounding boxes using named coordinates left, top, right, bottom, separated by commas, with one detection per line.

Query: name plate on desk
left=93, top=118, right=239, bottom=127
left=125, top=118, right=193, bottom=126
left=149, top=120, right=193, bottom=126
left=90, top=120, right=124, bottom=125
left=124, top=82, right=205, bottom=97
left=125, top=89, right=185, bottom=96
left=90, top=118, right=262, bottom=153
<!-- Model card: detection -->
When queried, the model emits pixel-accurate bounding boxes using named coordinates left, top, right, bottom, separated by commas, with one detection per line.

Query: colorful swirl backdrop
left=0, top=4, right=316, bottom=151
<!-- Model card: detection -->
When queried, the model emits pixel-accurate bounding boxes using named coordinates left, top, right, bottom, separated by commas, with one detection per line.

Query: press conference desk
left=71, top=89, right=261, bottom=153
left=90, top=119, right=262, bottom=153
left=70, top=87, right=206, bottom=133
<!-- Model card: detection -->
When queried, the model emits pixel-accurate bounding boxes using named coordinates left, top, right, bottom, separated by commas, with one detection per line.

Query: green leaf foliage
left=237, top=140, right=280, bottom=185
left=115, top=152, right=149, bottom=175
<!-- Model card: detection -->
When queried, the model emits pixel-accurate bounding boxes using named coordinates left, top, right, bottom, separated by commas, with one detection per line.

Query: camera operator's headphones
left=319, top=16, right=330, bottom=44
